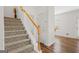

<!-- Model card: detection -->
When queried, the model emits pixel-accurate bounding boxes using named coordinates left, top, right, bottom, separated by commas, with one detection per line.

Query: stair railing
left=19, top=6, right=41, bottom=51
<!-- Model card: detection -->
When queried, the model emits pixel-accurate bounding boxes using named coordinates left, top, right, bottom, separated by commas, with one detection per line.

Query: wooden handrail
left=19, top=6, right=41, bottom=51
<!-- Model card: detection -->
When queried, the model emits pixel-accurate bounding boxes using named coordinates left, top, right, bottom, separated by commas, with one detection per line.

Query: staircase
left=4, top=17, right=34, bottom=53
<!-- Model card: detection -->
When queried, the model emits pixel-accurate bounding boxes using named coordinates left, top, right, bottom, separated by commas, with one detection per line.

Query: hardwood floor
left=40, top=43, right=54, bottom=53
left=40, top=35, right=79, bottom=53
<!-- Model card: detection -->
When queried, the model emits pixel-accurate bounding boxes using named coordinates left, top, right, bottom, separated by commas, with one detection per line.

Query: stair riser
left=5, top=31, right=26, bottom=36
left=4, top=19, right=21, bottom=22
left=4, top=21, right=22, bottom=24
left=5, top=17, right=33, bottom=53
left=5, top=27, right=25, bottom=31
left=6, top=41, right=31, bottom=52
left=5, top=35, right=29, bottom=43
left=18, top=46, right=33, bottom=53
left=4, top=22, right=22, bottom=26
left=5, top=23, right=23, bottom=26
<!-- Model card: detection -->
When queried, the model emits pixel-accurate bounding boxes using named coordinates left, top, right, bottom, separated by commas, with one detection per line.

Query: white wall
left=36, top=7, right=55, bottom=46
left=35, top=7, right=49, bottom=45
left=55, top=9, right=79, bottom=37
left=25, top=7, right=55, bottom=46
left=48, top=7, right=55, bottom=46
left=0, top=7, right=4, bottom=50
left=55, top=6, right=79, bottom=15
left=4, top=6, right=14, bottom=18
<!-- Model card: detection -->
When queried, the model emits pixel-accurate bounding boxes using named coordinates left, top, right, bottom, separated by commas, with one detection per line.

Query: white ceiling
left=55, top=6, right=79, bottom=15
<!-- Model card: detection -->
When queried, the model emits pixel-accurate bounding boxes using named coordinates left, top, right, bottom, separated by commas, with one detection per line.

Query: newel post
left=37, top=25, right=41, bottom=51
